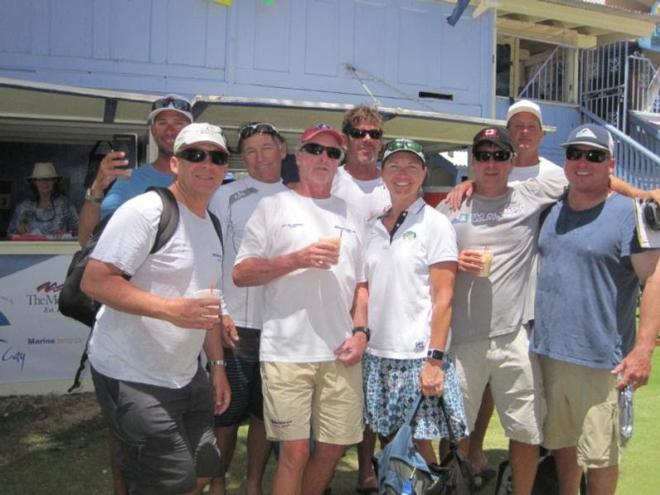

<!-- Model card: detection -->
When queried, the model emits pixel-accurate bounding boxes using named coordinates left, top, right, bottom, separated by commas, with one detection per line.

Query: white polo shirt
left=365, top=198, right=458, bottom=359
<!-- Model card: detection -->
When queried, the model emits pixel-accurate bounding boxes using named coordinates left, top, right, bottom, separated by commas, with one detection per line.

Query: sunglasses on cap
left=473, top=150, right=512, bottom=162
left=345, top=126, right=383, bottom=140
left=385, top=139, right=424, bottom=154
left=238, top=122, right=281, bottom=147
left=177, top=148, right=229, bottom=166
left=300, top=142, right=344, bottom=161
left=152, top=96, right=192, bottom=112
left=565, top=147, right=609, bottom=163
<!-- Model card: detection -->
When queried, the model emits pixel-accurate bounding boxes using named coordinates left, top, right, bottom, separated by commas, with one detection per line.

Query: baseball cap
left=301, top=123, right=346, bottom=147
left=561, top=124, right=614, bottom=154
left=148, top=94, right=193, bottom=124
left=472, top=126, right=515, bottom=154
left=173, top=123, right=228, bottom=154
left=507, top=100, right=543, bottom=127
left=382, top=139, right=426, bottom=165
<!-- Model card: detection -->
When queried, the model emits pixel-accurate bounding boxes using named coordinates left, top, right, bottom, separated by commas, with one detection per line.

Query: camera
left=643, top=199, right=660, bottom=231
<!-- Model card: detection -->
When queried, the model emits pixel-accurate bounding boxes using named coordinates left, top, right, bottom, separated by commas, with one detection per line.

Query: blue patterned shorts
left=363, top=353, right=468, bottom=440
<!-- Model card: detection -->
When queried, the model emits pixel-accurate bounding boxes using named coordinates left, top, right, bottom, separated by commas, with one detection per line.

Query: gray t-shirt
left=437, top=177, right=565, bottom=344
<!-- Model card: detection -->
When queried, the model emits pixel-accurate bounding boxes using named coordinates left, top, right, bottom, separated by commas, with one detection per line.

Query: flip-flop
left=472, top=467, right=497, bottom=491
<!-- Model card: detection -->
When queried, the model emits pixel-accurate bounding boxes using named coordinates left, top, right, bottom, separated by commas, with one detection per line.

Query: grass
left=1, top=353, right=659, bottom=494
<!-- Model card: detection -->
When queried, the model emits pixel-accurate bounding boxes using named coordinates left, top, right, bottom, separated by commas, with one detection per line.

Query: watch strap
left=427, top=348, right=445, bottom=361
left=352, top=326, right=370, bottom=342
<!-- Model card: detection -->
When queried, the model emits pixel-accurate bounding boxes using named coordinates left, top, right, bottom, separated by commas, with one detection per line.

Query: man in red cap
left=233, top=124, right=369, bottom=495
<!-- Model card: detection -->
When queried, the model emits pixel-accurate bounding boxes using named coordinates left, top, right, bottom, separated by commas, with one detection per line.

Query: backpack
left=60, top=187, right=223, bottom=391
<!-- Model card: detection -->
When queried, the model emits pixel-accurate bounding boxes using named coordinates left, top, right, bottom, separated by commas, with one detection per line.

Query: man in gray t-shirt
left=437, top=126, right=565, bottom=495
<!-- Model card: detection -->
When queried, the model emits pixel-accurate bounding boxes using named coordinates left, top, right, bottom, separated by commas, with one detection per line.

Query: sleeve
left=519, top=173, right=567, bottom=206
left=100, top=178, right=132, bottom=218
left=91, top=193, right=161, bottom=276
left=427, top=211, right=458, bottom=265
left=64, top=197, right=79, bottom=233
left=234, top=198, right=270, bottom=264
left=8, top=201, right=27, bottom=234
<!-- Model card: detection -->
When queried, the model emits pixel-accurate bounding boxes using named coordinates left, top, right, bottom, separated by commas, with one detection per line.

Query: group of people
left=73, top=93, right=659, bottom=495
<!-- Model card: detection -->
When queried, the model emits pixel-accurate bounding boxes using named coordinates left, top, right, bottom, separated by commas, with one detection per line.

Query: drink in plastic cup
left=193, top=288, right=221, bottom=321
left=475, top=248, right=494, bottom=277
left=319, top=236, right=341, bottom=265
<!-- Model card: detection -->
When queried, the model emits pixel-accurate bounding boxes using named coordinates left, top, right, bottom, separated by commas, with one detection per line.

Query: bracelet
left=85, top=188, right=104, bottom=203
left=209, top=359, right=225, bottom=367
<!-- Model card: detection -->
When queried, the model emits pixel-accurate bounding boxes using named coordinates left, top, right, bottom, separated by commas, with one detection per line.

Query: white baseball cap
left=148, top=94, right=193, bottom=124
left=173, top=123, right=228, bottom=154
left=507, top=100, right=543, bottom=128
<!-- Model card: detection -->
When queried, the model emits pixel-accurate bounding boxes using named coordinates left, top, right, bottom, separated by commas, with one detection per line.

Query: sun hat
left=26, top=162, right=61, bottom=182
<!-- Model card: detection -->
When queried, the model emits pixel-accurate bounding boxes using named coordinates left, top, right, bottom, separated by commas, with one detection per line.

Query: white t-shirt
left=208, top=176, right=287, bottom=330
left=365, top=198, right=458, bottom=359
left=88, top=191, right=223, bottom=388
left=332, top=166, right=391, bottom=221
left=508, top=157, right=564, bottom=185
left=235, top=189, right=366, bottom=362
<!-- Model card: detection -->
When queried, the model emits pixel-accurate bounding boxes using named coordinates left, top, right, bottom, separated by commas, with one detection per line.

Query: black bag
left=61, top=187, right=223, bottom=391
left=374, top=395, right=474, bottom=494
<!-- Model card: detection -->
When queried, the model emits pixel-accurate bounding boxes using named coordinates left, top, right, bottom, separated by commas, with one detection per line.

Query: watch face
left=427, top=349, right=444, bottom=360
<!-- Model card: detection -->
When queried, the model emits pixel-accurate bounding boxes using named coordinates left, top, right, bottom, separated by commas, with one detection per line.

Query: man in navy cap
left=532, top=123, right=660, bottom=495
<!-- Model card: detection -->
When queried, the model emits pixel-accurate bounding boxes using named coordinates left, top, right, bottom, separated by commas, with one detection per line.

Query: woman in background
left=9, top=162, right=79, bottom=238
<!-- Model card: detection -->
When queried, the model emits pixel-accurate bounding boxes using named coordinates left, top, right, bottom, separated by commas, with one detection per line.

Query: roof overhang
left=0, top=77, right=521, bottom=154
left=470, top=0, right=660, bottom=47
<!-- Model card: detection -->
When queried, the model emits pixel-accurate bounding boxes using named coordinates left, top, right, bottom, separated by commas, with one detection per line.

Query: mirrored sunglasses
left=152, top=96, right=192, bottom=112
left=473, top=150, right=512, bottom=162
left=300, top=142, right=344, bottom=161
left=565, top=147, right=609, bottom=163
left=177, top=148, right=228, bottom=166
left=385, top=139, right=423, bottom=154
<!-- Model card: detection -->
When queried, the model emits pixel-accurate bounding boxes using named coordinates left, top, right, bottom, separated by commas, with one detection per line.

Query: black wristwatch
left=427, top=348, right=445, bottom=361
left=352, top=326, right=371, bottom=342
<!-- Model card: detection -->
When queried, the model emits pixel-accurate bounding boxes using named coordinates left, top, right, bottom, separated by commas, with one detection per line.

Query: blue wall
left=0, top=0, right=496, bottom=117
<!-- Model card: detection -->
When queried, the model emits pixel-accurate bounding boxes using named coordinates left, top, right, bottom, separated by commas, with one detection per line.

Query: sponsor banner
left=0, top=255, right=90, bottom=384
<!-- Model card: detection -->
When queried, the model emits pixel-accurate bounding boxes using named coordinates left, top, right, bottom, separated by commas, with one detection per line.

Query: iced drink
left=476, top=248, right=493, bottom=277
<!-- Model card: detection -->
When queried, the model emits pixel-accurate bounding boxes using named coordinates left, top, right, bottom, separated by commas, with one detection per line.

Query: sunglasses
left=473, top=150, right=512, bottom=162
left=177, top=148, right=229, bottom=166
left=384, top=139, right=424, bottom=154
left=565, top=147, right=609, bottom=163
left=346, top=127, right=383, bottom=140
left=152, top=96, right=192, bottom=112
left=300, top=142, right=344, bottom=160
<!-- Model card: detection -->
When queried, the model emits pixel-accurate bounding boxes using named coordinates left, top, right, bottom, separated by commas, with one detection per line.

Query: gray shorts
left=91, top=364, right=220, bottom=494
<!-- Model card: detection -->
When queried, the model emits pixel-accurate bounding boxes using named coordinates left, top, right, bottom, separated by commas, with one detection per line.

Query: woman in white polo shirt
left=363, top=139, right=467, bottom=463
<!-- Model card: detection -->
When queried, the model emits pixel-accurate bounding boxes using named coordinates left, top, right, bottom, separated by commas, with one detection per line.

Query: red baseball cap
left=301, top=123, right=346, bottom=148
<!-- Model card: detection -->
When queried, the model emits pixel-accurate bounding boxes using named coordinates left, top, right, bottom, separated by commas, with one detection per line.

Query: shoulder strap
left=146, top=187, right=180, bottom=253
left=207, top=209, right=224, bottom=253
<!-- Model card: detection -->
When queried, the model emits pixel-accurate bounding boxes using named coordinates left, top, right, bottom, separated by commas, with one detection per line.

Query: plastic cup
left=319, top=236, right=341, bottom=265
left=475, top=248, right=493, bottom=277
left=193, top=289, right=221, bottom=322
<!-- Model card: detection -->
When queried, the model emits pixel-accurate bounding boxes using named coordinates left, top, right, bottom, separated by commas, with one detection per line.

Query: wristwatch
left=85, top=188, right=104, bottom=203
left=352, top=326, right=371, bottom=342
left=208, top=359, right=225, bottom=367
left=427, top=348, right=445, bottom=361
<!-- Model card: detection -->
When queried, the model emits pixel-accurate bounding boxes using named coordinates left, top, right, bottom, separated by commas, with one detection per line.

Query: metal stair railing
left=519, top=46, right=570, bottom=103
left=581, top=108, right=660, bottom=190
left=628, top=54, right=660, bottom=113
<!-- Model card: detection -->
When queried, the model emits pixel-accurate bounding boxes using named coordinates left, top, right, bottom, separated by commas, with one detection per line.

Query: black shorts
left=215, top=327, right=264, bottom=427
left=91, top=364, right=220, bottom=494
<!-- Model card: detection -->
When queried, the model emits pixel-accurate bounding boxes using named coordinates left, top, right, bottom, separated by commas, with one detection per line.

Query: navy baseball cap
left=561, top=124, right=614, bottom=154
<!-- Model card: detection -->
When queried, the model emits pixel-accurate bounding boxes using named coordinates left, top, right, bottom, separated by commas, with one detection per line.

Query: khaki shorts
left=540, top=357, right=621, bottom=468
left=260, top=361, right=364, bottom=445
left=453, top=325, right=545, bottom=444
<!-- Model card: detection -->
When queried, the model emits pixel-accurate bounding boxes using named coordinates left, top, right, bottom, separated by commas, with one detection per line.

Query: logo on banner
left=26, top=281, right=63, bottom=313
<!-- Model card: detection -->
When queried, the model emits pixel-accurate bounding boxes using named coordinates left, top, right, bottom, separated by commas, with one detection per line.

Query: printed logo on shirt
left=211, top=252, right=222, bottom=262
left=402, top=230, right=417, bottom=241
left=414, top=341, right=426, bottom=352
left=281, top=223, right=304, bottom=229
left=452, top=204, right=526, bottom=225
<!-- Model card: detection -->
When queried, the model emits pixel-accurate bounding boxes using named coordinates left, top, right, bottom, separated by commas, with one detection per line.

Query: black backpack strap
left=146, top=187, right=180, bottom=253
left=207, top=210, right=224, bottom=252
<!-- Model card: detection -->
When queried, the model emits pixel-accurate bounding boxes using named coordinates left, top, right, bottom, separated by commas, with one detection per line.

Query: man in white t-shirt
left=81, top=123, right=231, bottom=495
left=332, top=104, right=391, bottom=222
left=234, top=124, right=368, bottom=495
left=207, top=123, right=287, bottom=495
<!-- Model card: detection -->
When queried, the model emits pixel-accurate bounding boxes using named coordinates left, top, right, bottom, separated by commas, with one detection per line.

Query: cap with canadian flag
left=472, top=126, right=514, bottom=154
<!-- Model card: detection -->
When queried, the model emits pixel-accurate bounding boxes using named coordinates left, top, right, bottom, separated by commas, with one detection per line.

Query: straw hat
left=26, top=162, right=62, bottom=182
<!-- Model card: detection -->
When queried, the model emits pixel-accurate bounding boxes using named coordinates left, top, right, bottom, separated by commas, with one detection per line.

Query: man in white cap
left=234, top=124, right=368, bottom=495
left=532, top=123, right=660, bottom=495
left=78, top=94, right=193, bottom=244
left=81, top=123, right=231, bottom=495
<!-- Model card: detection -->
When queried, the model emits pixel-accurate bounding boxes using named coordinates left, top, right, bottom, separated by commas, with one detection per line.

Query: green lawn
left=1, top=353, right=659, bottom=494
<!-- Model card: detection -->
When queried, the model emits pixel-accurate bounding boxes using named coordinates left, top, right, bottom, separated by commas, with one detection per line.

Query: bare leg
left=208, top=424, right=240, bottom=495
left=553, top=447, right=584, bottom=495
left=301, top=441, right=347, bottom=495
left=245, top=417, right=272, bottom=495
left=357, top=427, right=378, bottom=491
left=586, top=466, right=618, bottom=495
left=509, top=440, right=539, bottom=495
left=468, top=385, right=495, bottom=471
left=271, top=439, right=310, bottom=495
left=108, top=434, right=127, bottom=495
